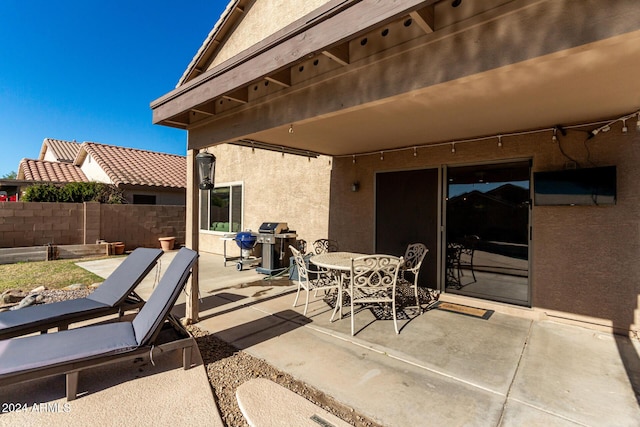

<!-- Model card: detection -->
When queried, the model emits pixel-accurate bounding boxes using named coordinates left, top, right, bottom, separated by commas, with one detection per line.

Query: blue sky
left=0, top=0, right=227, bottom=176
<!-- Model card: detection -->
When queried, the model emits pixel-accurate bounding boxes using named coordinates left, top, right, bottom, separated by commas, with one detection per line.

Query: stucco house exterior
left=151, top=0, right=640, bottom=334
left=16, top=138, right=186, bottom=205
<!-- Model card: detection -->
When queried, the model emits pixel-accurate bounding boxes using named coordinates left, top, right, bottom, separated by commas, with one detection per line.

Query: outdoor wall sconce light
left=351, top=181, right=360, bottom=192
left=196, top=151, right=216, bottom=190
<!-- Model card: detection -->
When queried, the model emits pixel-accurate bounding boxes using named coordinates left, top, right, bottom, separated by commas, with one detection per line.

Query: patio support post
left=184, top=148, right=200, bottom=324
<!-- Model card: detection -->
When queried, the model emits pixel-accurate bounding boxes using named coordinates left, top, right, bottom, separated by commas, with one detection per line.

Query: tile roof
left=80, top=143, right=186, bottom=189
left=18, top=159, right=89, bottom=183
left=42, top=138, right=81, bottom=163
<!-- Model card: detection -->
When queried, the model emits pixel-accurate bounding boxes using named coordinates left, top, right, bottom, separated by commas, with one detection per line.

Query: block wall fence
left=0, top=202, right=186, bottom=250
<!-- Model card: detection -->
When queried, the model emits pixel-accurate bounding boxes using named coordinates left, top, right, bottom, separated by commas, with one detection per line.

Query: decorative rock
left=10, top=294, right=39, bottom=311
left=64, top=283, right=88, bottom=290
left=1, top=289, right=28, bottom=304
left=30, top=285, right=47, bottom=293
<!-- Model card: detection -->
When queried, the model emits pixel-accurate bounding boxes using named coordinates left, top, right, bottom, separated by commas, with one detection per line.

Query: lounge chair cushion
left=0, top=247, right=163, bottom=340
left=0, top=322, right=138, bottom=375
left=87, top=248, right=163, bottom=306
left=0, top=298, right=109, bottom=333
left=132, top=248, right=196, bottom=345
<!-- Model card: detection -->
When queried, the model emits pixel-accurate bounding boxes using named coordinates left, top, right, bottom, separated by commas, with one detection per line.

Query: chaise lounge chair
left=0, top=247, right=164, bottom=340
left=0, top=247, right=198, bottom=401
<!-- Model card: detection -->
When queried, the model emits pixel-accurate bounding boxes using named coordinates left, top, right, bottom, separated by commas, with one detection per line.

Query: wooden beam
left=152, top=0, right=437, bottom=123
left=184, top=149, right=199, bottom=324
left=265, top=69, right=291, bottom=87
left=163, top=120, right=189, bottom=128
left=222, top=87, right=249, bottom=104
left=322, top=43, right=350, bottom=66
left=185, top=0, right=640, bottom=150
left=410, top=6, right=435, bottom=34
left=191, top=101, right=216, bottom=116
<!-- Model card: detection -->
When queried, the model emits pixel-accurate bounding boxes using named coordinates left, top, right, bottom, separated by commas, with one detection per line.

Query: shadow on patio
left=190, top=251, right=640, bottom=426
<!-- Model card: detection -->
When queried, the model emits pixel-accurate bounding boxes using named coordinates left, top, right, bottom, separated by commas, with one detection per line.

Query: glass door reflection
left=445, top=161, right=531, bottom=306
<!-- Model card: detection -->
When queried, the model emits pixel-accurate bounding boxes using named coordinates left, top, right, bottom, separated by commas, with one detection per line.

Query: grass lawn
left=0, top=258, right=106, bottom=293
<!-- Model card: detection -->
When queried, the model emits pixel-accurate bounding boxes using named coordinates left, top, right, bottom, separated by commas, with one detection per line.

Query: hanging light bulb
left=552, top=128, right=558, bottom=143
left=413, top=147, right=417, bottom=157
left=352, top=155, right=356, bottom=164
left=622, top=119, right=628, bottom=133
left=288, top=124, right=294, bottom=134
left=636, top=113, right=640, bottom=132
left=380, top=151, right=384, bottom=161
left=451, top=143, right=456, bottom=154
left=497, top=135, right=503, bottom=148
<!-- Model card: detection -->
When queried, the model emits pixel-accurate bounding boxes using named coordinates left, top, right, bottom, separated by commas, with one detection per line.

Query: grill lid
left=258, top=222, right=288, bottom=234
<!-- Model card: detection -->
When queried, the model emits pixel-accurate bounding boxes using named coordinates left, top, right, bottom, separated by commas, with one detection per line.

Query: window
left=133, top=194, right=156, bottom=204
left=200, top=183, right=242, bottom=233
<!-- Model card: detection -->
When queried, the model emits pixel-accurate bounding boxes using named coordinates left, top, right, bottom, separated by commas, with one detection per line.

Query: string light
left=288, top=124, right=294, bottom=134
left=589, top=110, right=639, bottom=138
left=333, top=108, right=639, bottom=162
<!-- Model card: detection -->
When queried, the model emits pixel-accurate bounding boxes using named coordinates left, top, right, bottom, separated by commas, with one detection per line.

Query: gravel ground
left=187, top=325, right=383, bottom=427
left=18, top=287, right=386, bottom=427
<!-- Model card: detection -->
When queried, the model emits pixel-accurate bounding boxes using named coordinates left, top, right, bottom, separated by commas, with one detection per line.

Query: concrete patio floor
left=2, top=249, right=640, bottom=426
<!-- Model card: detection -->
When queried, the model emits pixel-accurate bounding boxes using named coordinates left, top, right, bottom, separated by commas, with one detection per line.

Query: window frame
left=199, top=181, right=244, bottom=235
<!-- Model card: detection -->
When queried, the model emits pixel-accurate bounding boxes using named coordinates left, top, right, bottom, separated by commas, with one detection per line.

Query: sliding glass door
left=445, top=161, right=531, bottom=306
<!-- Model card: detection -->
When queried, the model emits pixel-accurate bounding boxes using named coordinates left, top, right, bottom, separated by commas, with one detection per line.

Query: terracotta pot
left=159, top=237, right=176, bottom=251
left=112, top=242, right=125, bottom=255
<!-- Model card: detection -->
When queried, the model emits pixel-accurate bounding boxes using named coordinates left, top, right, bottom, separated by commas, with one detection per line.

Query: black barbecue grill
left=256, top=222, right=297, bottom=275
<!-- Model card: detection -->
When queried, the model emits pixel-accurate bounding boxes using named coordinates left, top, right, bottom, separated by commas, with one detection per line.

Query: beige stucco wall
left=197, top=144, right=332, bottom=256
left=328, top=121, right=640, bottom=332
left=42, top=147, right=57, bottom=163
left=80, top=153, right=112, bottom=183
left=209, top=0, right=331, bottom=69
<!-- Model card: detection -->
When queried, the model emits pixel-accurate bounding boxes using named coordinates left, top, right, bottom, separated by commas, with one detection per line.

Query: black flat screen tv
left=533, top=166, right=616, bottom=206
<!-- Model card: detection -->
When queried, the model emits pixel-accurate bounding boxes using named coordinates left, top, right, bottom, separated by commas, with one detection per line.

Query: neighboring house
left=151, top=0, right=640, bottom=334
left=16, top=138, right=186, bottom=205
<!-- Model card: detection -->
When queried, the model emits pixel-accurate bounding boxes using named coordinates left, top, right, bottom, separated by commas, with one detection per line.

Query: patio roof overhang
left=151, top=0, right=640, bottom=157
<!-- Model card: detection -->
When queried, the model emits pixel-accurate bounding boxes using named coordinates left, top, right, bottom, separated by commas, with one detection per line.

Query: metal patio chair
left=312, top=239, right=339, bottom=254
left=399, top=243, right=429, bottom=313
left=347, top=255, right=404, bottom=335
left=289, top=246, right=339, bottom=316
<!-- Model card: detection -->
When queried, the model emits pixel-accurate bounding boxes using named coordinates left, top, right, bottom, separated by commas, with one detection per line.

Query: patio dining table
left=310, top=252, right=366, bottom=271
left=310, top=252, right=365, bottom=321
